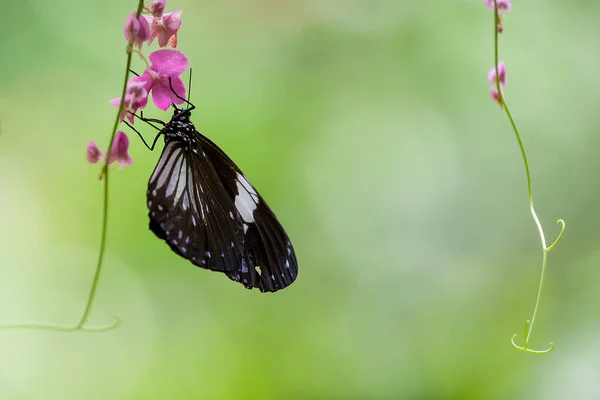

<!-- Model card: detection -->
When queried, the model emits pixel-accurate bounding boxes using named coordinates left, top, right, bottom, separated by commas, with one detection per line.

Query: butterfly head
left=162, top=106, right=196, bottom=143
left=172, top=106, right=192, bottom=122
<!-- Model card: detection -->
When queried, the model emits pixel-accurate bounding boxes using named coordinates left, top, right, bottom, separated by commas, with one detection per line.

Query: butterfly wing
left=197, top=133, right=299, bottom=292
left=147, top=133, right=298, bottom=292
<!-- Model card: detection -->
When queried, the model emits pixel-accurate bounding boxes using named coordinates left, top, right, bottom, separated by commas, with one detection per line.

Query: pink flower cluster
left=488, top=62, right=507, bottom=107
left=483, top=0, right=511, bottom=106
left=483, top=0, right=511, bottom=33
left=88, top=0, right=189, bottom=172
left=87, top=131, right=133, bottom=169
left=124, top=0, right=182, bottom=49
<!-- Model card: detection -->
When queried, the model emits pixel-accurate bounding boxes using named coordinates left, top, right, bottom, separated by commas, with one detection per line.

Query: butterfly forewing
left=146, top=110, right=298, bottom=292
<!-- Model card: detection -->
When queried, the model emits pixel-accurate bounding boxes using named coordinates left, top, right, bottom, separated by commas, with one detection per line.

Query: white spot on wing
left=234, top=174, right=258, bottom=224
left=182, top=191, right=189, bottom=211
left=166, top=155, right=184, bottom=198
left=155, top=146, right=181, bottom=189
left=172, top=158, right=187, bottom=204
left=150, top=142, right=176, bottom=183
left=190, top=183, right=205, bottom=219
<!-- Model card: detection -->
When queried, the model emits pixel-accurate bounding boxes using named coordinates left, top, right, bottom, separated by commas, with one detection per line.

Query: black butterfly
left=126, top=83, right=298, bottom=292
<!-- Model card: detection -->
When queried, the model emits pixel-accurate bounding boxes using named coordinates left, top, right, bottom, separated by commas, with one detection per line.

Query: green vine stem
left=0, top=0, right=146, bottom=333
left=490, top=0, right=566, bottom=354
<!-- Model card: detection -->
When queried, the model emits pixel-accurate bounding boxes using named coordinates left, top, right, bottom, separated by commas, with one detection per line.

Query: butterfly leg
left=123, top=121, right=162, bottom=151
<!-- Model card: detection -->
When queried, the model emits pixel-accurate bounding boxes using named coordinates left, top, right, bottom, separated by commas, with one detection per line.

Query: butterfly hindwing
left=146, top=111, right=298, bottom=292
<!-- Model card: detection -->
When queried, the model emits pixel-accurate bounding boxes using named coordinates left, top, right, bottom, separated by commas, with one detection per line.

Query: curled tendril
left=491, top=0, right=565, bottom=354
left=511, top=321, right=555, bottom=354
left=547, top=219, right=566, bottom=252
left=0, top=316, right=121, bottom=333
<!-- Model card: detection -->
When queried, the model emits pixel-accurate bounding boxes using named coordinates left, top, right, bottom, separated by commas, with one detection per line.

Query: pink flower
left=124, top=12, right=150, bottom=50
left=87, top=141, right=103, bottom=164
left=134, top=49, right=189, bottom=110
left=86, top=132, right=133, bottom=172
left=483, top=0, right=511, bottom=11
left=147, top=0, right=166, bottom=18
left=497, top=0, right=511, bottom=11
left=109, top=80, right=149, bottom=124
left=144, top=9, right=182, bottom=48
left=487, top=62, right=507, bottom=86
left=109, top=131, right=133, bottom=168
left=489, top=87, right=504, bottom=107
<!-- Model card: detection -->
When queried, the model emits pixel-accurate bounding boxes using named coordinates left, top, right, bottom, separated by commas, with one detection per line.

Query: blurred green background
left=1, top=0, right=600, bottom=398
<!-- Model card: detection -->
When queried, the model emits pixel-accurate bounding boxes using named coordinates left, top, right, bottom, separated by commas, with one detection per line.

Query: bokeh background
left=1, top=0, right=600, bottom=398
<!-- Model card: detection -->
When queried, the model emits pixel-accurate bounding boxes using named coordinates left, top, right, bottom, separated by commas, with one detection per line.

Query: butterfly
left=127, top=80, right=298, bottom=293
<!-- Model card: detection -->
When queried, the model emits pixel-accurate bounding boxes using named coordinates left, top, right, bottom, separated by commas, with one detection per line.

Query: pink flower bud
left=487, top=62, right=507, bottom=86
left=109, top=131, right=133, bottom=168
left=145, top=9, right=182, bottom=48
left=489, top=87, right=504, bottom=107
left=483, top=0, right=511, bottom=11
left=147, top=0, right=166, bottom=18
left=497, top=0, right=511, bottom=11
left=86, top=141, right=104, bottom=164
left=124, top=12, right=151, bottom=50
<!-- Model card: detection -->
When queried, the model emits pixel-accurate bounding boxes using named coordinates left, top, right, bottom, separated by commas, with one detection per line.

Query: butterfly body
left=146, top=108, right=298, bottom=292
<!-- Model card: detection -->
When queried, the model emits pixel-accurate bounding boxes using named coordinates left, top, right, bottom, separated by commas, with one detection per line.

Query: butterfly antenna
left=168, top=77, right=195, bottom=111
left=187, top=68, right=193, bottom=104
left=129, top=69, right=140, bottom=77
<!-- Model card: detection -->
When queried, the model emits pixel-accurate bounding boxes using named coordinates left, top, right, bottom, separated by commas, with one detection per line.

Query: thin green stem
left=74, top=0, right=146, bottom=330
left=490, top=0, right=565, bottom=354
left=0, top=0, right=145, bottom=333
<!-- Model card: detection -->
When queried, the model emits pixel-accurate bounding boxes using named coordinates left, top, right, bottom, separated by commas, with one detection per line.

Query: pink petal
left=86, top=141, right=103, bottom=164
left=149, top=49, right=189, bottom=77
left=131, top=72, right=155, bottom=92
left=498, top=0, right=511, bottom=11
left=113, top=131, right=129, bottom=154
left=109, top=131, right=133, bottom=166
left=137, top=15, right=151, bottom=45
left=124, top=12, right=150, bottom=49
left=109, top=97, right=128, bottom=122
left=166, top=34, right=178, bottom=48
left=168, top=76, right=187, bottom=104
left=489, top=87, right=503, bottom=107
left=124, top=13, right=140, bottom=42
left=147, top=0, right=166, bottom=18
left=125, top=112, right=135, bottom=124
left=157, top=29, right=171, bottom=48
left=151, top=82, right=175, bottom=110
left=487, top=62, right=507, bottom=86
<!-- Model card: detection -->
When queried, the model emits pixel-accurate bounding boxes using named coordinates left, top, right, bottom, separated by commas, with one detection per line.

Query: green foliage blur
left=1, top=0, right=600, bottom=399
